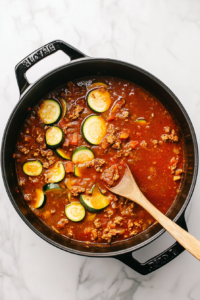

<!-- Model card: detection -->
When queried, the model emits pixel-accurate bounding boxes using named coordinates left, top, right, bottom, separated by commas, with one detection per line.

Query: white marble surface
left=0, top=0, right=200, bottom=299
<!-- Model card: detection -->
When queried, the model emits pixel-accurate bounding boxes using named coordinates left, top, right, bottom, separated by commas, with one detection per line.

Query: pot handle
left=115, top=215, right=188, bottom=275
left=15, top=40, right=87, bottom=95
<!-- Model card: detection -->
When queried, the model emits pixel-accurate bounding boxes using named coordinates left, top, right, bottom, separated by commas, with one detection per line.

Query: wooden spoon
left=108, top=165, right=200, bottom=260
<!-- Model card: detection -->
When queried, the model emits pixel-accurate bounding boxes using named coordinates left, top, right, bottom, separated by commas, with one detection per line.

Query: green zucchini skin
left=134, top=118, right=146, bottom=124
left=74, top=165, right=82, bottom=177
left=72, top=146, right=94, bottom=164
left=60, top=98, right=67, bottom=118
left=80, top=195, right=97, bottom=213
left=46, top=162, right=66, bottom=183
left=45, top=126, right=64, bottom=149
left=81, top=115, right=107, bottom=145
left=43, top=183, right=62, bottom=193
left=65, top=203, right=85, bottom=222
left=55, top=148, right=71, bottom=160
left=23, top=160, right=43, bottom=176
left=38, top=100, right=62, bottom=125
left=87, top=89, right=111, bottom=113
left=34, top=189, right=46, bottom=209
left=80, top=185, right=109, bottom=213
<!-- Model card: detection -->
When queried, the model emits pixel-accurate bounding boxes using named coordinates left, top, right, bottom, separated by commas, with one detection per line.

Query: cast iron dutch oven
left=1, top=40, right=198, bottom=275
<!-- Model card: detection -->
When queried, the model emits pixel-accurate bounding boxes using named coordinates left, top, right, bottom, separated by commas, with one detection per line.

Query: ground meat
left=140, top=140, right=147, bottom=147
left=43, top=162, right=50, bottom=169
left=151, top=140, right=158, bottom=146
left=101, top=165, right=119, bottom=186
left=118, top=108, right=130, bottom=118
left=94, top=218, right=102, bottom=229
left=85, top=158, right=106, bottom=172
left=133, top=221, right=141, bottom=228
left=41, top=149, right=53, bottom=157
left=102, top=228, right=125, bottom=243
left=67, top=229, right=74, bottom=238
left=164, top=126, right=170, bottom=133
left=161, top=129, right=178, bottom=142
left=114, top=216, right=123, bottom=226
left=112, top=139, right=121, bottom=149
left=170, top=157, right=179, bottom=174
left=24, top=135, right=31, bottom=142
left=91, top=229, right=98, bottom=240
left=24, top=194, right=32, bottom=201
left=104, top=209, right=114, bottom=218
left=106, top=134, right=117, bottom=144
left=71, top=186, right=85, bottom=196
left=69, top=104, right=84, bottom=120
left=86, top=188, right=92, bottom=195
left=47, top=155, right=56, bottom=165
left=129, top=230, right=138, bottom=237
left=115, top=148, right=132, bottom=158
left=127, top=219, right=134, bottom=229
left=36, top=134, right=44, bottom=144
left=57, top=218, right=68, bottom=229
left=20, top=147, right=29, bottom=155
left=33, top=150, right=40, bottom=157
left=28, top=177, right=39, bottom=183
left=19, top=178, right=25, bottom=186
left=175, top=169, right=183, bottom=175
left=107, top=124, right=116, bottom=134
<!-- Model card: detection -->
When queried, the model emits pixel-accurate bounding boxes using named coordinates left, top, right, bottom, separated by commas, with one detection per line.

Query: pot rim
left=1, top=57, right=199, bottom=257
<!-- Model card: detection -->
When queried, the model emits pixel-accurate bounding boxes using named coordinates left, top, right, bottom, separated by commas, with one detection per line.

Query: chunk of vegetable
left=65, top=202, right=85, bottom=222
left=72, top=147, right=94, bottom=164
left=38, top=100, right=62, bottom=125
left=80, top=185, right=110, bottom=213
left=23, top=161, right=43, bottom=176
left=82, top=115, right=107, bottom=145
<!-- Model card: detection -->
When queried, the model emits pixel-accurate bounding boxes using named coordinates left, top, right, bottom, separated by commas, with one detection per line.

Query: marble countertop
left=1, top=0, right=200, bottom=299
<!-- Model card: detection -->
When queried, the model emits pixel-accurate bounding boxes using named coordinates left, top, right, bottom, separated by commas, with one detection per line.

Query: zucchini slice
left=80, top=185, right=110, bottom=213
left=81, top=115, right=107, bottom=145
left=72, top=146, right=94, bottom=164
left=74, top=165, right=82, bottom=177
left=135, top=118, right=147, bottom=125
left=88, top=82, right=108, bottom=90
left=34, top=189, right=46, bottom=209
left=60, top=98, right=67, bottom=118
left=38, top=100, right=62, bottom=125
left=43, top=183, right=63, bottom=193
left=23, top=161, right=43, bottom=176
left=45, top=162, right=65, bottom=183
left=65, top=202, right=85, bottom=222
left=55, top=148, right=71, bottom=160
left=45, top=126, right=64, bottom=149
left=87, top=89, right=111, bottom=113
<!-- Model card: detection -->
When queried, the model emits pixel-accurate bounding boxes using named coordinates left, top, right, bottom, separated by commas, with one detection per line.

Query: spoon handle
left=132, top=193, right=200, bottom=260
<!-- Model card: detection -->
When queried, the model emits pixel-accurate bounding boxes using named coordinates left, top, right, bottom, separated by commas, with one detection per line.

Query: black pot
left=1, top=40, right=198, bottom=275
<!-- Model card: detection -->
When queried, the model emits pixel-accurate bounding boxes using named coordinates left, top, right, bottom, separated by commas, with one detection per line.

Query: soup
left=15, top=77, right=184, bottom=244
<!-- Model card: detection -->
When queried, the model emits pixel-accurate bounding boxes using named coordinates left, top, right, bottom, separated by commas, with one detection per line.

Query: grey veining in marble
left=0, top=0, right=200, bottom=299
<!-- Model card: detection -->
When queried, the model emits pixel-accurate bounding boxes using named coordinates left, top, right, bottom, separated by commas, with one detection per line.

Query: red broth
left=15, top=77, right=184, bottom=244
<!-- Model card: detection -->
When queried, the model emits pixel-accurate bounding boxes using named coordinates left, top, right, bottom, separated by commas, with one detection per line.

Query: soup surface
left=15, top=77, right=184, bottom=244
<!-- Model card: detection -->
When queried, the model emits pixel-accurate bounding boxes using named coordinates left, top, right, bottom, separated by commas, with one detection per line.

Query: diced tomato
left=129, top=141, right=139, bottom=149
left=69, top=133, right=78, bottom=145
left=119, top=132, right=129, bottom=140
left=63, top=138, right=69, bottom=148
left=65, top=162, right=74, bottom=173
left=107, top=113, right=115, bottom=121
left=59, top=119, right=67, bottom=129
